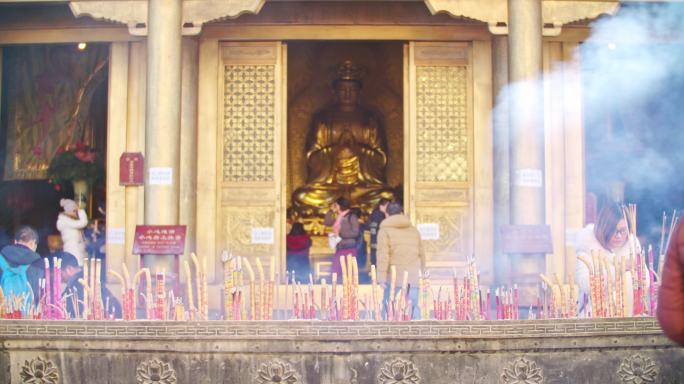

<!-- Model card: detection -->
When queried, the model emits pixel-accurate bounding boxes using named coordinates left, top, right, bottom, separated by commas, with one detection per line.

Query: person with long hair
left=324, top=197, right=360, bottom=282
left=575, top=201, right=647, bottom=315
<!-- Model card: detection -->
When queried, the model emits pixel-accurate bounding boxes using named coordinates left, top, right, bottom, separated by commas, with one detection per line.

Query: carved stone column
left=144, top=0, right=182, bottom=271
left=508, top=0, right=545, bottom=302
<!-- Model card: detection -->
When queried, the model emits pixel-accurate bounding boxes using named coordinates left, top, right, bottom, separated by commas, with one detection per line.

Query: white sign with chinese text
left=251, top=227, right=274, bottom=244
left=149, top=167, right=173, bottom=185
left=417, top=223, right=440, bottom=240
left=107, top=228, right=125, bottom=245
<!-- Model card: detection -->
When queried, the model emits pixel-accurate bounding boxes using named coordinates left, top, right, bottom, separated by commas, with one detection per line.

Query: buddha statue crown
left=334, top=60, right=365, bottom=84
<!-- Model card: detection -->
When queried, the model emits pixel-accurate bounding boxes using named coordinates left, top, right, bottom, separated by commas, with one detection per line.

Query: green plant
left=47, top=142, right=104, bottom=191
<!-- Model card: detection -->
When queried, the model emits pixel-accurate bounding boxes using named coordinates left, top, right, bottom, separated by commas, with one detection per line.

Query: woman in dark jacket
left=324, top=197, right=359, bottom=282
left=657, top=220, right=684, bottom=346
left=286, top=222, right=312, bottom=282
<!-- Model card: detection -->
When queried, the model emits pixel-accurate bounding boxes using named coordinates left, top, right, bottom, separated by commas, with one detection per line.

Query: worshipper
left=376, top=201, right=425, bottom=318
left=575, top=201, right=648, bottom=314
left=324, top=197, right=360, bottom=281
left=60, top=252, right=121, bottom=319
left=367, top=198, right=390, bottom=266
left=56, top=198, right=88, bottom=265
left=286, top=222, right=312, bottom=282
left=657, top=220, right=684, bottom=346
left=0, top=226, right=44, bottom=306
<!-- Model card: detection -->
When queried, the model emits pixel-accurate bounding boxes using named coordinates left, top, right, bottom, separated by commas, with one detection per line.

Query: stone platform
left=0, top=317, right=682, bottom=383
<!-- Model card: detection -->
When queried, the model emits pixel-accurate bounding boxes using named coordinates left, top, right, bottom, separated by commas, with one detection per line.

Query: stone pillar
left=144, top=0, right=182, bottom=272
left=508, top=0, right=545, bottom=303
left=492, top=35, right=510, bottom=286
left=180, top=37, right=199, bottom=259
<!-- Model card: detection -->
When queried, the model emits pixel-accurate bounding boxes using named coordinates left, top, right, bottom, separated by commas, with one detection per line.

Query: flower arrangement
left=47, top=142, right=104, bottom=191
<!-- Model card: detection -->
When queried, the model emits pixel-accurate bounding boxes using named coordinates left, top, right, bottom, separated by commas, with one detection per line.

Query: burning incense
left=183, top=260, right=195, bottom=320
left=340, top=256, right=348, bottom=320
left=243, top=258, right=256, bottom=320
left=44, top=258, right=52, bottom=320
left=201, top=255, right=209, bottom=320
left=268, top=256, right=275, bottom=320
left=370, top=265, right=377, bottom=321
left=191, top=253, right=203, bottom=318
left=222, top=251, right=233, bottom=320
left=388, top=266, right=396, bottom=319
left=255, top=257, right=265, bottom=320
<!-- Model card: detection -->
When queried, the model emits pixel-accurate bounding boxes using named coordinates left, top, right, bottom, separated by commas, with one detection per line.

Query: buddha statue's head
left=332, top=61, right=365, bottom=107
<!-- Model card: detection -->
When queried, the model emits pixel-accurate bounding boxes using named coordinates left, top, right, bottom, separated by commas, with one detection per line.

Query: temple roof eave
left=424, top=0, right=620, bottom=35
left=68, top=0, right=267, bottom=36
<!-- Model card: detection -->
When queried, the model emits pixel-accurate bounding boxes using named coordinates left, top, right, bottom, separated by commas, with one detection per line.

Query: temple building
left=0, top=1, right=683, bottom=383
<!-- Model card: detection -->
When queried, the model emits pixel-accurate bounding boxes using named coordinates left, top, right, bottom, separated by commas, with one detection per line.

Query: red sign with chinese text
left=132, top=225, right=186, bottom=255
left=120, top=152, right=144, bottom=186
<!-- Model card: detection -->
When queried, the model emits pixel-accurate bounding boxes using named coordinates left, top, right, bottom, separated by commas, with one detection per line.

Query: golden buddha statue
left=292, top=61, right=396, bottom=218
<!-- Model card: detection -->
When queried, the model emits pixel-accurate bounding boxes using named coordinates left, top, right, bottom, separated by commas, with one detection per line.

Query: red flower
left=55, top=145, right=66, bottom=155
left=54, top=184, right=61, bottom=192
left=74, top=141, right=87, bottom=151
left=74, top=150, right=96, bottom=163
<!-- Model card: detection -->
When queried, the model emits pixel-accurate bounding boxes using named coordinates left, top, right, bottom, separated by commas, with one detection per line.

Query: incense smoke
left=494, top=2, right=684, bottom=247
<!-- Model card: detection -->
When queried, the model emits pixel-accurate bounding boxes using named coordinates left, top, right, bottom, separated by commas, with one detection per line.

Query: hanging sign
left=119, top=152, right=144, bottom=186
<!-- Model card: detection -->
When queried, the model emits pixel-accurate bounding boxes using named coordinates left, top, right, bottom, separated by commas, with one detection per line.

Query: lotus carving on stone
left=377, top=358, right=421, bottom=384
left=20, top=357, right=60, bottom=384
left=256, top=360, right=299, bottom=384
left=617, top=354, right=658, bottom=384
left=501, top=357, right=543, bottom=384
left=136, top=359, right=177, bottom=384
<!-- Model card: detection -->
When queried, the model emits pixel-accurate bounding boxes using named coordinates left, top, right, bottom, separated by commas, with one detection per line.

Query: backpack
left=0, top=253, right=33, bottom=308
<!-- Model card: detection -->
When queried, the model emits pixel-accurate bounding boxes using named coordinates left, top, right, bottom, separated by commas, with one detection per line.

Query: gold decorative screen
left=415, top=66, right=468, bottom=182
left=223, top=65, right=275, bottom=182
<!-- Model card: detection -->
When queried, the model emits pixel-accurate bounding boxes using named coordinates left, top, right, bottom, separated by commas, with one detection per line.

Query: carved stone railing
left=0, top=317, right=682, bottom=383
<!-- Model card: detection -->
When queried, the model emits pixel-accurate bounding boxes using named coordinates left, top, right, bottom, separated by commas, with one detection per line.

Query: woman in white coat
left=56, top=198, right=88, bottom=265
left=575, top=201, right=647, bottom=316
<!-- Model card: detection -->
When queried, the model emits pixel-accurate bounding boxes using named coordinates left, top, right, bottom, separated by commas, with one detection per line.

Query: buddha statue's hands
left=339, top=129, right=355, bottom=146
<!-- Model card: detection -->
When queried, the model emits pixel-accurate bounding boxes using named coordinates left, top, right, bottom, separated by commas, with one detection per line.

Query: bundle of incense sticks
left=53, top=257, right=63, bottom=319
left=340, top=256, right=349, bottom=320
left=255, top=257, right=265, bottom=320
left=330, top=272, right=338, bottom=320
left=388, top=265, right=396, bottom=320
left=108, top=268, right=129, bottom=320
left=268, top=256, right=275, bottom=320
left=155, top=270, right=166, bottom=320
left=222, top=251, right=233, bottom=320
left=351, top=256, right=360, bottom=320
left=648, top=245, right=656, bottom=315
left=370, top=266, right=378, bottom=320
left=202, top=255, right=209, bottom=320
left=321, top=278, right=328, bottom=320
left=191, top=253, right=204, bottom=320
left=243, top=258, right=256, bottom=320
left=183, top=260, right=196, bottom=320
left=44, top=258, right=52, bottom=320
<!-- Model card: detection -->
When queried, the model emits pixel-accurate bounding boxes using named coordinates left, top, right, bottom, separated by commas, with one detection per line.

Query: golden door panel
left=410, top=42, right=474, bottom=272
left=218, top=42, right=283, bottom=271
